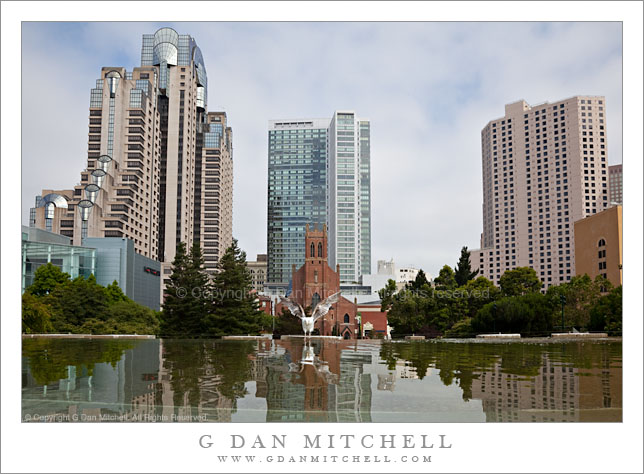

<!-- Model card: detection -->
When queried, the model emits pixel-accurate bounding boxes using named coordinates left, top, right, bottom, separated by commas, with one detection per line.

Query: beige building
left=470, top=96, right=610, bottom=288
left=574, top=205, right=622, bottom=286
left=247, top=254, right=268, bottom=291
left=196, top=112, right=233, bottom=273
left=608, top=163, right=622, bottom=205
left=31, top=66, right=162, bottom=260
left=30, top=28, right=234, bottom=294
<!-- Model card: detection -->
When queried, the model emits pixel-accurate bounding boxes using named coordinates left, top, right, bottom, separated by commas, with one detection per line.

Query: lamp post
left=560, top=294, right=566, bottom=332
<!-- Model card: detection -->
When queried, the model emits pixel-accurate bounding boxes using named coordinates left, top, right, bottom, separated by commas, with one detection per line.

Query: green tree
left=385, top=290, right=427, bottom=335
left=548, top=274, right=613, bottom=330
left=378, top=278, right=398, bottom=312
left=48, top=274, right=109, bottom=332
left=105, top=280, right=129, bottom=305
left=204, top=239, right=265, bottom=336
left=161, top=242, right=211, bottom=336
left=80, top=301, right=160, bottom=335
left=472, top=293, right=554, bottom=336
left=273, top=307, right=302, bottom=337
left=499, top=267, right=542, bottom=296
left=22, top=292, right=54, bottom=334
left=27, top=263, right=70, bottom=296
left=461, top=276, right=500, bottom=317
left=408, top=269, right=430, bottom=291
left=589, top=285, right=622, bottom=334
left=454, top=246, right=479, bottom=287
left=433, top=265, right=457, bottom=291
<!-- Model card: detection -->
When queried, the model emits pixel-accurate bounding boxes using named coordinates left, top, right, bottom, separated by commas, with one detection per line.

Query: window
left=310, top=243, right=315, bottom=257
left=344, top=314, right=350, bottom=324
left=318, top=242, right=323, bottom=258
left=598, top=238, right=606, bottom=247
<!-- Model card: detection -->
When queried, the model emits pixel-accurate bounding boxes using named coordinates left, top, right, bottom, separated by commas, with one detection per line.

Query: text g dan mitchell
left=199, top=434, right=452, bottom=450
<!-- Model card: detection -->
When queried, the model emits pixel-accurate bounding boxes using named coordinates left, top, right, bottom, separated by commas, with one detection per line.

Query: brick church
left=275, top=224, right=360, bottom=339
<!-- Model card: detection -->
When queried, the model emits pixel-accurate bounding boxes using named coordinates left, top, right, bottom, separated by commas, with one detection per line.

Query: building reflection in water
left=470, top=351, right=622, bottom=422
left=260, top=339, right=373, bottom=422
left=22, top=339, right=621, bottom=422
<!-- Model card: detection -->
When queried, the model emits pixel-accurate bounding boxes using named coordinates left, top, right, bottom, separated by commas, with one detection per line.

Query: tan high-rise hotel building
left=30, top=28, right=233, bottom=284
left=470, top=96, right=609, bottom=288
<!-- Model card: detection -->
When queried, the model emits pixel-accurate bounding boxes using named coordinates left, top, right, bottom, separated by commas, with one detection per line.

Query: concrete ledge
left=280, top=335, right=342, bottom=340
left=551, top=332, right=608, bottom=338
left=476, top=334, right=522, bottom=339
left=405, top=335, right=426, bottom=341
left=22, top=334, right=155, bottom=339
left=222, top=335, right=273, bottom=340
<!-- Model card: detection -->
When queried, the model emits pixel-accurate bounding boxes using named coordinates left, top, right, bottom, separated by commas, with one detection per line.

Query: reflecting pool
left=22, top=338, right=622, bottom=422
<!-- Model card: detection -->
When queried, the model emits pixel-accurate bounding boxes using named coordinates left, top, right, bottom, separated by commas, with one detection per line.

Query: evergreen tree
left=161, top=242, right=211, bottom=337
left=454, top=246, right=479, bottom=287
left=378, top=278, right=398, bottom=311
left=204, top=239, right=265, bottom=336
left=105, top=280, right=130, bottom=305
left=408, top=269, right=430, bottom=291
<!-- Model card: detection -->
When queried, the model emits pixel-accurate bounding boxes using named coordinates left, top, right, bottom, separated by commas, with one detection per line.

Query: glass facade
left=267, top=121, right=329, bottom=287
left=22, top=240, right=96, bottom=293
left=204, top=123, right=223, bottom=148
left=358, top=121, right=371, bottom=278
left=329, top=112, right=371, bottom=283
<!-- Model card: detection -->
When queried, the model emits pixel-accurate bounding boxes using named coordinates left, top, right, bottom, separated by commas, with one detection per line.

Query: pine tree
left=408, top=269, right=430, bottom=291
left=161, top=242, right=211, bottom=337
left=454, top=246, right=479, bottom=287
left=204, top=239, right=265, bottom=336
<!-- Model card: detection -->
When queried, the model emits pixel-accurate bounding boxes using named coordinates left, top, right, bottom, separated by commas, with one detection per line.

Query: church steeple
left=305, top=223, right=327, bottom=261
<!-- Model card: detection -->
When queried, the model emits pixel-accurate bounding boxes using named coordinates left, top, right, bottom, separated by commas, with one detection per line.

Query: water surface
left=22, top=337, right=622, bottom=422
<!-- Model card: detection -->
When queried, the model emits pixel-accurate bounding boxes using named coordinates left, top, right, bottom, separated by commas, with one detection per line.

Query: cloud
left=21, top=21, right=622, bottom=278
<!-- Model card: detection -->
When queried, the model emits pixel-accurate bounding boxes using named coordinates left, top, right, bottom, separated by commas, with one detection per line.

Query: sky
left=21, top=21, right=623, bottom=279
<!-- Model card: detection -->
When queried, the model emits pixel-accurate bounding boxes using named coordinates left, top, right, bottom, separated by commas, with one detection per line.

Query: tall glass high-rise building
left=267, top=119, right=330, bottom=290
left=328, top=111, right=371, bottom=284
left=266, top=111, right=371, bottom=292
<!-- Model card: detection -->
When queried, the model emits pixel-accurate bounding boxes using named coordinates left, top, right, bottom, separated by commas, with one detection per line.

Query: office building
left=22, top=226, right=160, bottom=310
left=22, top=226, right=96, bottom=294
left=470, top=96, right=609, bottom=288
left=266, top=111, right=371, bottom=292
left=195, top=111, right=234, bottom=273
left=31, top=63, right=163, bottom=260
left=574, top=205, right=622, bottom=286
left=247, top=254, right=267, bottom=292
left=83, top=237, right=162, bottom=310
left=328, top=111, right=371, bottom=284
left=266, top=118, right=330, bottom=293
left=29, top=28, right=233, bottom=291
left=608, top=164, right=622, bottom=205
left=377, top=259, right=395, bottom=276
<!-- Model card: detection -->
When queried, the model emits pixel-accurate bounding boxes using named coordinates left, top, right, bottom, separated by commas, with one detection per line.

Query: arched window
left=312, top=292, right=320, bottom=309
left=598, top=238, right=606, bottom=247
left=344, top=314, right=350, bottom=324
left=318, top=242, right=323, bottom=257
left=310, top=243, right=315, bottom=257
